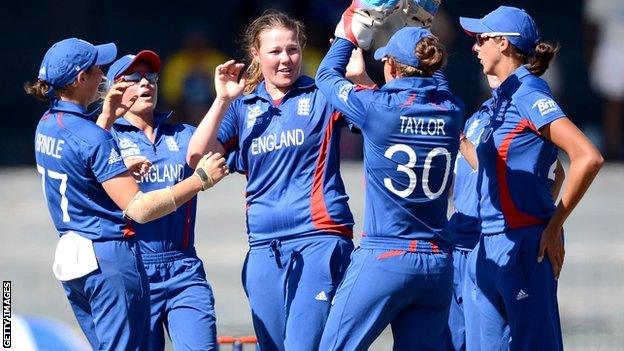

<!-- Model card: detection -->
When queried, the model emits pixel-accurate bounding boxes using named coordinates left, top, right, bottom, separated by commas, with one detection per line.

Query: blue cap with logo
left=106, top=50, right=161, bottom=88
left=38, top=38, right=117, bottom=93
left=459, top=6, right=540, bottom=53
left=374, top=27, right=433, bottom=67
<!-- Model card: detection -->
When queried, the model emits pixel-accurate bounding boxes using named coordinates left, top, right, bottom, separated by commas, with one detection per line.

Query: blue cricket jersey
left=34, top=100, right=131, bottom=241
left=111, top=112, right=197, bottom=253
left=446, top=98, right=493, bottom=249
left=476, top=66, right=565, bottom=235
left=217, top=75, right=354, bottom=244
left=316, top=38, right=464, bottom=249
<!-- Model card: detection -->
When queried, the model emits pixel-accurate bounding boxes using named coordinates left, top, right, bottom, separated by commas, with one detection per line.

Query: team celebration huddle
left=27, top=0, right=603, bottom=350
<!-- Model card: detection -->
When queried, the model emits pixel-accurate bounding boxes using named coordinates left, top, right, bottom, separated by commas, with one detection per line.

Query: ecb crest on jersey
left=165, top=136, right=179, bottom=152
left=297, top=98, right=311, bottom=116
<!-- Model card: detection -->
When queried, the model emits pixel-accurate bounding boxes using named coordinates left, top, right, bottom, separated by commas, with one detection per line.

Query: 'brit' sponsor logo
left=532, top=98, right=558, bottom=116
left=337, top=83, right=354, bottom=102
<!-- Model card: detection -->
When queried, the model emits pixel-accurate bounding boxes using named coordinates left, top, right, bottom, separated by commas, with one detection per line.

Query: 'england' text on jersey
left=399, top=117, right=446, bottom=136
left=251, top=129, right=305, bottom=155
left=35, top=132, right=64, bottom=159
left=139, top=164, right=185, bottom=183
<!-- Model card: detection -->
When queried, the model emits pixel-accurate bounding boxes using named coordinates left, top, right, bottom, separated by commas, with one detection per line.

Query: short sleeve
left=517, top=91, right=566, bottom=130
left=217, top=103, right=241, bottom=154
left=88, top=136, right=128, bottom=183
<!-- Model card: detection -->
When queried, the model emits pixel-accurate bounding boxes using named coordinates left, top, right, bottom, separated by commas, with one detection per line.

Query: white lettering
left=35, top=133, right=64, bottom=159
left=251, top=129, right=305, bottom=156
left=139, top=164, right=185, bottom=184
left=399, top=117, right=446, bottom=136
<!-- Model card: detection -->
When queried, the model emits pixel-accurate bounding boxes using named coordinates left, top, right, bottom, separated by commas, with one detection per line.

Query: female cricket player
left=458, top=6, right=603, bottom=350
left=315, top=24, right=464, bottom=349
left=101, top=50, right=236, bottom=350
left=186, top=11, right=355, bottom=351
left=26, top=38, right=227, bottom=350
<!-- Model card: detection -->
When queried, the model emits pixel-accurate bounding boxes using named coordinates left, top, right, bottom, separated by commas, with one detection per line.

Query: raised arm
left=186, top=60, right=246, bottom=169
left=316, top=38, right=372, bottom=127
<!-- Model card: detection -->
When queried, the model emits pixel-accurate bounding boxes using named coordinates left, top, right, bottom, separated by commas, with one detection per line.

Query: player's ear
left=76, top=70, right=88, bottom=84
left=251, top=47, right=260, bottom=62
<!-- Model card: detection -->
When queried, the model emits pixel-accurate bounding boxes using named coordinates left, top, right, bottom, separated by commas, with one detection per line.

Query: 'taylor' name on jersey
left=35, top=133, right=65, bottom=159
left=251, top=129, right=305, bottom=156
left=399, top=117, right=446, bottom=136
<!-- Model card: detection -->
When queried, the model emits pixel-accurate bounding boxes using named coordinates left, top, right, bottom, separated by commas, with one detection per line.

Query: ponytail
left=513, top=41, right=560, bottom=77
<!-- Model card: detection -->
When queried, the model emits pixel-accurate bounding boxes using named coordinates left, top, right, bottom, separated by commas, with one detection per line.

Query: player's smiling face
left=253, top=26, right=302, bottom=94
left=121, top=62, right=158, bottom=115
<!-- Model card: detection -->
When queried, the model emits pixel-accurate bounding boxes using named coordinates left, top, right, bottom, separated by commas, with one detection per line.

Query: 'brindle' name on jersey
left=35, top=132, right=65, bottom=159
left=399, top=117, right=446, bottom=136
left=251, top=129, right=305, bottom=155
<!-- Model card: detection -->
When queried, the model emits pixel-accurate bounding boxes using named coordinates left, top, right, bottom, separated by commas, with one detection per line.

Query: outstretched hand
left=97, top=82, right=138, bottom=130
left=215, top=60, right=247, bottom=101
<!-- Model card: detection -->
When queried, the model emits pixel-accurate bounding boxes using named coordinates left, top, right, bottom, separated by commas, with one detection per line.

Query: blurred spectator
left=585, top=0, right=624, bottom=160
left=160, top=25, right=227, bottom=125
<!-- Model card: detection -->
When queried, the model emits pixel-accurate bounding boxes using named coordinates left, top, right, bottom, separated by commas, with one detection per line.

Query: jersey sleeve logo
left=531, top=98, right=559, bottom=116
left=108, top=148, right=123, bottom=165
left=337, top=83, right=355, bottom=103
left=297, top=97, right=311, bottom=116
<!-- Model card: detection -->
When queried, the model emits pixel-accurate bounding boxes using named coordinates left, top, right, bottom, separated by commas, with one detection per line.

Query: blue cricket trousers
left=320, top=239, right=453, bottom=351
left=142, top=249, right=217, bottom=351
left=242, top=234, right=353, bottom=351
left=466, top=225, right=563, bottom=351
left=62, top=238, right=150, bottom=351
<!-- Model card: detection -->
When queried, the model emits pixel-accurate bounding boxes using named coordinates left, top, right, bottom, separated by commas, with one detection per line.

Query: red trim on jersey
left=182, top=199, right=193, bottom=250
left=496, top=119, right=544, bottom=228
left=273, top=98, right=283, bottom=107
left=222, top=136, right=239, bottom=154
left=55, top=112, right=65, bottom=128
left=310, top=111, right=353, bottom=237
left=400, top=94, right=417, bottom=107
left=431, top=241, right=440, bottom=253
left=122, top=222, right=136, bottom=238
left=408, top=240, right=418, bottom=252
left=41, top=112, right=51, bottom=121
left=377, top=249, right=405, bottom=260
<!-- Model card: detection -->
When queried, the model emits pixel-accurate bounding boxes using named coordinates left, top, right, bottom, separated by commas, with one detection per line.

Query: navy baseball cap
left=459, top=6, right=539, bottom=53
left=38, top=38, right=117, bottom=89
left=374, top=27, right=432, bottom=68
left=106, top=50, right=161, bottom=87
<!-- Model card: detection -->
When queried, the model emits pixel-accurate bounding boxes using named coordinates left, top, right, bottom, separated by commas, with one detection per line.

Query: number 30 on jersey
left=383, top=144, right=452, bottom=199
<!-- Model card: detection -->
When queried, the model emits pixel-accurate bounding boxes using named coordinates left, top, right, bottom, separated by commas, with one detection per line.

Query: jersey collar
left=381, top=76, right=438, bottom=94
left=48, top=99, right=100, bottom=120
left=495, top=65, right=531, bottom=99
left=241, top=75, right=316, bottom=103
left=113, top=111, right=174, bottom=129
